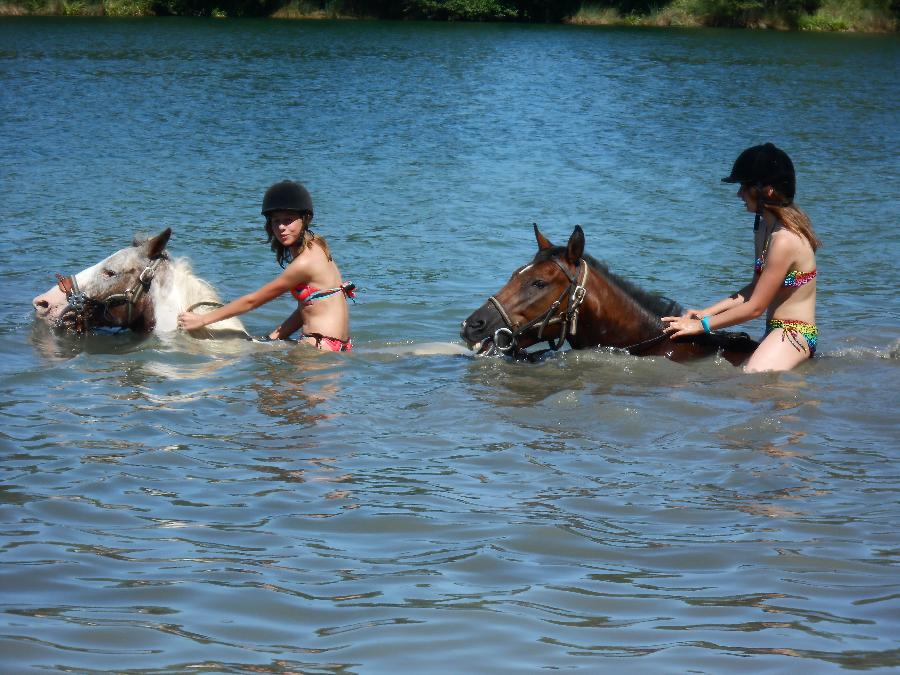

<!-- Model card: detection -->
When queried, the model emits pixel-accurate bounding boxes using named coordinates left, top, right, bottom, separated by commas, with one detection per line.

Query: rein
left=488, top=258, right=588, bottom=359
left=184, top=300, right=224, bottom=313
left=621, top=330, right=669, bottom=355
left=55, top=257, right=163, bottom=332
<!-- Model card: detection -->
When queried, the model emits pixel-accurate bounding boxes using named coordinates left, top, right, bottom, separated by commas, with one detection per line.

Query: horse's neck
left=572, top=269, right=663, bottom=349
left=149, top=259, right=245, bottom=334
left=145, top=262, right=182, bottom=332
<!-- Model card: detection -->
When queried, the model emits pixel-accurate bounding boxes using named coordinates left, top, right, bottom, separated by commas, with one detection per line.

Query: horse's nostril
left=34, top=299, right=49, bottom=309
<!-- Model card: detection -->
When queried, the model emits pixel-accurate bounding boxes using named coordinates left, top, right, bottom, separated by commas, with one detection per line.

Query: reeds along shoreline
left=0, top=0, right=896, bottom=32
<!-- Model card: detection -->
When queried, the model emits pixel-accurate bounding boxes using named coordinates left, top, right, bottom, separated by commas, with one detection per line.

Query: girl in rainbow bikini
left=663, top=143, right=819, bottom=372
left=178, top=181, right=354, bottom=351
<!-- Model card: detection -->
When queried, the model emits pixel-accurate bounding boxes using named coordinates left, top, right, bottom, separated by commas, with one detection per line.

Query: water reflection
left=249, top=346, right=348, bottom=428
left=461, top=347, right=737, bottom=410
left=461, top=351, right=594, bottom=408
left=28, top=320, right=149, bottom=361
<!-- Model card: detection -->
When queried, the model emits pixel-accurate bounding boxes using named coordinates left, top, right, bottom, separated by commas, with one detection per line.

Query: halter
left=488, top=258, right=588, bottom=359
left=55, top=257, right=164, bottom=333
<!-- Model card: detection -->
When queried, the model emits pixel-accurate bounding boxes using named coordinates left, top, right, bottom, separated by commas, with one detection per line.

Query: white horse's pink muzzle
left=32, top=285, right=68, bottom=323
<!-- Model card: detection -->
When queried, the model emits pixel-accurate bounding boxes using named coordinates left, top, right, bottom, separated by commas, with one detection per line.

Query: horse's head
left=461, top=224, right=588, bottom=358
left=32, top=228, right=172, bottom=333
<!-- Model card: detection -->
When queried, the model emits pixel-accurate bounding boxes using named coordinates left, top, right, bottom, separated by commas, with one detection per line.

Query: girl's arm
left=178, top=264, right=303, bottom=332
left=269, top=306, right=304, bottom=340
left=664, top=236, right=795, bottom=338
left=684, top=282, right=755, bottom=319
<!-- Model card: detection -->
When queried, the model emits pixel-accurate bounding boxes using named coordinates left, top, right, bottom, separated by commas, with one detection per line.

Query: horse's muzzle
left=460, top=302, right=505, bottom=355
left=32, top=285, right=68, bottom=323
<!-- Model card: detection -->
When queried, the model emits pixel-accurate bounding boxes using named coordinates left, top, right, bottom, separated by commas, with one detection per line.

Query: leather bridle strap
left=55, top=257, right=163, bottom=331
left=488, top=295, right=516, bottom=331
left=108, top=256, right=162, bottom=326
left=489, top=258, right=588, bottom=357
left=55, top=272, right=92, bottom=332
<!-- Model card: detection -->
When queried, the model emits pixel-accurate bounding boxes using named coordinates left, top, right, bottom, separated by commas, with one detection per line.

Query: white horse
left=32, top=228, right=247, bottom=339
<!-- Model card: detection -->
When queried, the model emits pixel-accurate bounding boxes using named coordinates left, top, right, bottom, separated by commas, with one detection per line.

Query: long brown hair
left=749, top=186, right=821, bottom=251
left=265, top=215, right=334, bottom=268
left=766, top=202, right=820, bottom=252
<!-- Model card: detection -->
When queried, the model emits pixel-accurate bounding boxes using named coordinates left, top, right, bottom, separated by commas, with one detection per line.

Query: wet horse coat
left=460, top=225, right=757, bottom=365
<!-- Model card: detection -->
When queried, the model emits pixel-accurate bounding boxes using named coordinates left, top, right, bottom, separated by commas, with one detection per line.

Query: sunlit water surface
left=1, top=17, right=898, bottom=673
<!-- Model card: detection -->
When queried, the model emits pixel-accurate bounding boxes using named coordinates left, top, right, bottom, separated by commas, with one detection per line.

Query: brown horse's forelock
left=535, top=247, right=682, bottom=324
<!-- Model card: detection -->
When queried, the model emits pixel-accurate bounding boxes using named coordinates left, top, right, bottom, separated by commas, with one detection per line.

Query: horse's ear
left=534, top=223, right=553, bottom=250
left=566, top=225, right=585, bottom=264
left=146, top=228, right=172, bottom=259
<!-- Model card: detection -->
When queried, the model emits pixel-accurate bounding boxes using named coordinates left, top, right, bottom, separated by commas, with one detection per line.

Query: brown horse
left=460, top=225, right=758, bottom=365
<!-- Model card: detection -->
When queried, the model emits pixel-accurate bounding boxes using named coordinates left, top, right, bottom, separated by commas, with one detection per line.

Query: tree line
left=11, top=0, right=900, bottom=30
left=152, top=0, right=900, bottom=29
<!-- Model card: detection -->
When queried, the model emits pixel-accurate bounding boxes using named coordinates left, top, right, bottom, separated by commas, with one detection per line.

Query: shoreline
left=0, top=1, right=896, bottom=33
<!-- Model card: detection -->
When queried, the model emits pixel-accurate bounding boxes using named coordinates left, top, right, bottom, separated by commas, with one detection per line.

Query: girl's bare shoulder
left=301, top=240, right=333, bottom=267
left=771, top=227, right=808, bottom=252
left=283, top=241, right=332, bottom=280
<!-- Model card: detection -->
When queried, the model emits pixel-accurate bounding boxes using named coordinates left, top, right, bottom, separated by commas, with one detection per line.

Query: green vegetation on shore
left=1, top=0, right=896, bottom=31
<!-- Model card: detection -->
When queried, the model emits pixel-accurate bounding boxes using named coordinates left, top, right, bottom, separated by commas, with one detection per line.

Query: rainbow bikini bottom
left=766, top=319, right=818, bottom=356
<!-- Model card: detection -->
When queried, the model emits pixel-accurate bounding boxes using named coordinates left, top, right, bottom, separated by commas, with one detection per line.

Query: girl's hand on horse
left=661, top=315, right=703, bottom=339
left=177, top=311, right=205, bottom=332
left=683, top=309, right=703, bottom=319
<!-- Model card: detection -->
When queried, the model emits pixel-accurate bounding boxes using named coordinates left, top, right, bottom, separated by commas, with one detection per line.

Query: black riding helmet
left=261, top=180, right=314, bottom=218
left=722, top=143, right=796, bottom=203
left=723, top=143, right=795, bottom=231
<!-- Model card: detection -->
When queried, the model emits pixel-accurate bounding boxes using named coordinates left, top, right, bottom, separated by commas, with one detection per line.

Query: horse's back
left=664, top=330, right=757, bottom=365
left=705, top=330, right=759, bottom=353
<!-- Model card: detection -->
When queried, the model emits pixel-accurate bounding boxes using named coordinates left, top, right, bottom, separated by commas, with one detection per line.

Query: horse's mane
left=150, top=256, right=246, bottom=335
left=583, top=254, right=683, bottom=319
left=537, top=247, right=683, bottom=321
left=127, top=235, right=218, bottom=306
left=168, top=257, right=226, bottom=308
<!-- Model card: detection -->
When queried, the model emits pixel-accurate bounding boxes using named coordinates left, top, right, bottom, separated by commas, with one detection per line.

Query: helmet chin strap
left=752, top=185, right=791, bottom=231
left=754, top=182, right=764, bottom=231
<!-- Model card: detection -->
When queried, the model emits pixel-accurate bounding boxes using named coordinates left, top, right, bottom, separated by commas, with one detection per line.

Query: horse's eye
left=102, top=269, right=116, bottom=277
left=532, top=279, right=548, bottom=289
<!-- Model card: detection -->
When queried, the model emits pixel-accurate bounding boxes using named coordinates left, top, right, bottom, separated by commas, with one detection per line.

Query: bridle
left=487, top=258, right=589, bottom=359
left=55, top=257, right=164, bottom=333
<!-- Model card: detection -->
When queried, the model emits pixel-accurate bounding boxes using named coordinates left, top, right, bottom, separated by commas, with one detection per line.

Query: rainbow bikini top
left=755, top=237, right=817, bottom=288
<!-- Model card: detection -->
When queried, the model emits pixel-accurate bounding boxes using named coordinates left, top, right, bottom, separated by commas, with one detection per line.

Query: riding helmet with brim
left=261, top=180, right=314, bottom=218
left=722, top=143, right=795, bottom=204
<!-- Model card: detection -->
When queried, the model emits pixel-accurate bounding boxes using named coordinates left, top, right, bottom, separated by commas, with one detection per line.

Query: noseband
left=55, top=257, right=164, bottom=333
left=488, top=258, right=588, bottom=359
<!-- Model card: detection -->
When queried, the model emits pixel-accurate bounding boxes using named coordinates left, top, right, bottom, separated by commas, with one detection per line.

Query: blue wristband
left=701, top=316, right=711, bottom=333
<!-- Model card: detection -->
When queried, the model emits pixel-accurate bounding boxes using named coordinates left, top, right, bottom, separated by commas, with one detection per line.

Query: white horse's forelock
left=151, top=257, right=246, bottom=336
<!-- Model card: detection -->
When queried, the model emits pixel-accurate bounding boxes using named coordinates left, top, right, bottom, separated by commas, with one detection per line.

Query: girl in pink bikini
left=178, top=181, right=354, bottom=351
left=662, top=143, right=820, bottom=372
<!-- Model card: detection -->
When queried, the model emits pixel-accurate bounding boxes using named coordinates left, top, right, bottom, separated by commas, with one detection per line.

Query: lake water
left=1, top=17, right=899, bottom=673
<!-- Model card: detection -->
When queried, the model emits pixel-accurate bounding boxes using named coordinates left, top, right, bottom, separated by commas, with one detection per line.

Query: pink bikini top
left=291, top=281, right=356, bottom=305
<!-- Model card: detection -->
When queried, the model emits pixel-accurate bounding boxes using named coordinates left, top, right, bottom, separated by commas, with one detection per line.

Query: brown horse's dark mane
left=536, top=247, right=683, bottom=323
